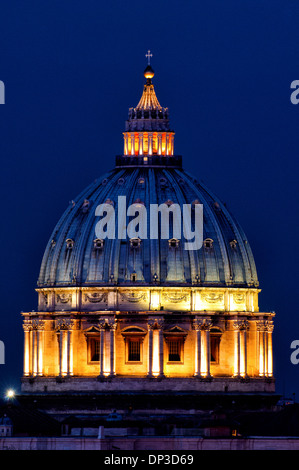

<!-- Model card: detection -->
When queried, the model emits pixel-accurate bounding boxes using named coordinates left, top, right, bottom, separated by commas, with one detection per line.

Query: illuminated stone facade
left=21, top=61, right=275, bottom=395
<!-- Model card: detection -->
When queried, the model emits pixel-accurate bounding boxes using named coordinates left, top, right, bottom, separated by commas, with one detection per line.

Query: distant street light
left=5, top=389, right=15, bottom=399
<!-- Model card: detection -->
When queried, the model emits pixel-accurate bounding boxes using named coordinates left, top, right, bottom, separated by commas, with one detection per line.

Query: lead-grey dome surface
left=37, top=165, right=258, bottom=289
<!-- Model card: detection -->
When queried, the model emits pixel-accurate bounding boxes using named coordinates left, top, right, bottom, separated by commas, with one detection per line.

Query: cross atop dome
left=145, top=50, right=153, bottom=65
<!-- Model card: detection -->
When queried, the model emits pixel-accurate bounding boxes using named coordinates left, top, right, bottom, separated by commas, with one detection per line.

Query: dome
left=22, top=57, right=275, bottom=396
left=38, top=166, right=258, bottom=289
left=37, top=62, right=258, bottom=291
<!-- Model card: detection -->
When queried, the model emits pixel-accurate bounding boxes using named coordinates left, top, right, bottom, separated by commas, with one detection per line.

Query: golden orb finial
left=144, top=50, right=154, bottom=80
left=144, top=65, right=155, bottom=80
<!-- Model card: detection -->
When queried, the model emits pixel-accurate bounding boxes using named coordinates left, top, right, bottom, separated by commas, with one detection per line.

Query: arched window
left=130, top=237, right=141, bottom=249
left=66, top=238, right=74, bottom=250
left=204, top=238, right=214, bottom=249
left=230, top=239, right=237, bottom=249
left=168, top=238, right=180, bottom=249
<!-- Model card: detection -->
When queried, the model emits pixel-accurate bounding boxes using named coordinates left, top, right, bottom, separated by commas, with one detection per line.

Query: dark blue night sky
left=0, top=0, right=298, bottom=399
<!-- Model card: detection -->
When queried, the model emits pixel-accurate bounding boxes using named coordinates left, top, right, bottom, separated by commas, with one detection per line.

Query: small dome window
left=104, top=198, right=114, bottom=206
left=133, top=198, right=145, bottom=206
left=130, top=272, right=137, bottom=282
left=81, top=199, right=90, bottom=213
left=165, top=199, right=174, bottom=207
left=168, top=238, right=180, bottom=248
left=93, top=238, right=104, bottom=250
left=138, top=177, right=145, bottom=185
left=230, top=239, right=237, bottom=249
left=160, top=178, right=167, bottom=186
left=204, top=238, right=214, bottom=249
left=130, top=238, right=141, bottom=249
left=213, top=201, right=221, bottom=211
left=118, top=177, right=125, bottom=185
left=66, top=238, right=74, bottom=249
left=101, top=178, right=108, bottom=186
left=192, top=199, right=201, bottom=208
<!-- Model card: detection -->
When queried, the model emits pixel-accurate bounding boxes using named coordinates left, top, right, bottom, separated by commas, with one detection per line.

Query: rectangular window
left=168, top=339, right=182, bottom=362
left=89, top=338, right=100, bottom=362
left=128, top=338, right=141, bottom=362
left=210, top=336, right=220, bottom=363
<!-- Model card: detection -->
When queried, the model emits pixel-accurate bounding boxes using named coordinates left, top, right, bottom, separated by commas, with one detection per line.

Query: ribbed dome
left=38, top=61, right=258, bottom=290
left=37, top=166, right=258, bottom=288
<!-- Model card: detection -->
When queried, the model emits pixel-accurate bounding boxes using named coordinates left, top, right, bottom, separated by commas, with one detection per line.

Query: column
left=131, top=134, right=135, bottom=156
left=124, top=133, right=128, bottom=155
left=193, top=318, right=212, bottom=377
left=23, top=322, right=31, bottom=377
left=148, top=133, right=153, bottom=155
left=109, top=321, right=117, bottom=377
left=67, top=328, right=73, bottom=376
left=37, top=322, right=45, bottom=376
left=148, top=317, right=164, bottom=377
left=58, top=330, right=63, bottom=377
left=193, top=319, right=202, bottom=377
left=158, top=134, right=162, bottom=155
left=266, top=321, right=274, bottom=377
left=98, top=317, right=117, bottom=377
left=206, top=325, right=211, bottom=377
left=99, top=327, right=105, bottom=377
left=233, top=319, right=249, bottom=377
left=139, top=133, right=143, bottom=155
left=56, top=318, right=73, bottom=377
left=158, top=327, right=164, bottom=377
left=170, top=133, right=174, bottom=155
left=201, top=319, right=212, bottom=378
left=147, top=326, right=154, bottom=377
left=257, top=320, right=266, bottom=377
left=31, top=328, right=37, bottom=376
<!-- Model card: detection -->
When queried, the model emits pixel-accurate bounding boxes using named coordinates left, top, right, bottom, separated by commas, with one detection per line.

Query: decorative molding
left=201, top=292, right=224, bottom=304
left=193, top=318, right=213, bottom=331
left=56, top=293, right=72, bottom=304
left=265, top=321, right=274, bottom=333
left=23, top=319, right=45, bottom=331
left=162, top=292, right=190, bottom=304
left=148, top=317, right=164, bottom=330
left=120, top=291, right=147, bottom=303
left=55, top=318, right=74, bottom=331
left=84, top=292, right=108, bottom=304
left=98, top=317, right=117, bottom=330
left=233, top=293, right=246, bottom=304
left=233, top=319, right=249, bottom=331
left=257, top=319, right=274, bottom=332
left=41, top=292, right=48, bottom=306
